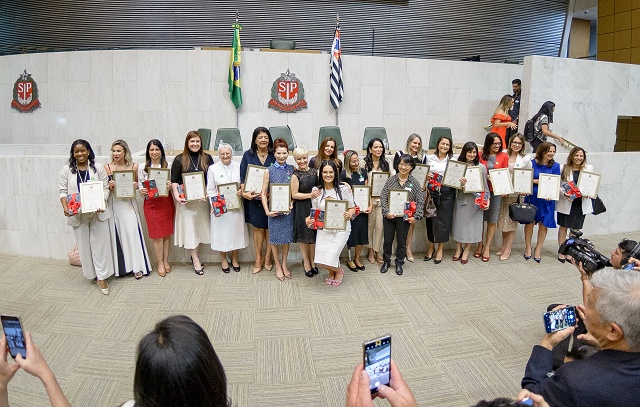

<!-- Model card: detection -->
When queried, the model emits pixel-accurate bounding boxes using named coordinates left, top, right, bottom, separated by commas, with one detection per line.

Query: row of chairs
left=196, top=126, right=453, bottom=152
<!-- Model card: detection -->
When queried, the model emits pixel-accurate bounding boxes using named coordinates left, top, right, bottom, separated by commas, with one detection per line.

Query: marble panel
left=135, top=51, right=163, bottom=112
left=449, top=61, right=471, bottom=90
left=406, top=58, right=429, bottom=88
left=160, top=82, right=187, bottom=113
left=10, top=54, right=29, bottom=80
left=186, top=51, right=212, bottom=113
left=0, top=230, right=22, bottom=256
left=383, top=57, right=407, bottom=116
left=288, top=53, right=316, bottom=90
left=112, top=81, right=136, bottom=112
left=135, top=112, right=163, bottom=144
left=360, top=55, right=385, bottom=86
left=89, top=51, right=113, bottom=83
left=112, top=51, right=137, bottom=82
left=427, top=60, right=451, bottom=116
left=17, top=196, right=50, bottom=257
left=47, top=113, right=70, bottom=142
left=11, top=109, right=47, bottom=143
left=210, top=87, right=239, bottom=129
left=0, top=56, right=11, bottom=85
left=488, top=63, right=518, bottom=92
left=382, top=114, right=406, bottom=149
left=161, top=50, right=186, bottom=82
left=405, top=86, right=428, bottom=120
left=237, top=112, right=264, bottom=148
left=286, top=112, right=313, bottom=150
left=68, top=52, right=91, bottom=82
left=66, top=82, right=91, bottom=113
left=47, top=52, right=69, bottom=84
left=240, top=51, right=263, bottom=114
left=315, top=52, right=335, bottom=86
left=339, top=54, right=360, bottom=90
left=47, top=232, right=76, bottom=260
left=262, top=52, right=289, bottom=91
left=210, top=50, right=230, bottom=83
left=110, top=111, right=137, bottom=145
left=336, top=114, right=362, bottom=151
left=26, top=53, right=48, bottom=84
left=161, top=111, right=188, bottom=143
left=46, top=82, right=68, bottom=112
left=89, top=112, right=115, bottom=142
left=89, top=81, right=114, bottom=112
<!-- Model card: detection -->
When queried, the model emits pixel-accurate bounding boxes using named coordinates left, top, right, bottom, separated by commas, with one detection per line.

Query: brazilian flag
left=228, top=22, right=242, bottom=109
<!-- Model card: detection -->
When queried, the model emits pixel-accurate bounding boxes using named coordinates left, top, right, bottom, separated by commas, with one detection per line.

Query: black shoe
left=356, top=264, right=366, bottom=271
left=305, top=269, right=314, bottom=278
left=434, top=259, right=442, bottom=264
left=423, top=255, right=433, bottom=261
left=312, top=267, right=319, bottom=275
left=380, top=262, right=390, bottom=273
left=222, top=264, right=230, bottom=273
left=395, top=262, right=404, bottom=276
left=232, top=264, right=241, bottom=272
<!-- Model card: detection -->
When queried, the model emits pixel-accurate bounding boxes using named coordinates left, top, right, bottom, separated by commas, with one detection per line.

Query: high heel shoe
left=534, top=257, right=542, bottom=263
left=523, top=252, right=532, bottom=261
left=276, top=270, right=285, bottom=282
left=332, top=268, right=345, bottom=286
left=355, top=263, right=366, bottom=271
left=557, top=256, right=566, bottom=263
left=434, top=258, right=442, bottom=265
left=232, top=263, right=241, bottom=272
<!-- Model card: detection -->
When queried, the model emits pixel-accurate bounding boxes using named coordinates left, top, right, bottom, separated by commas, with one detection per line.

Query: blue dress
left=268, top=163, right=294, bottom=244
left=240, top=150, right=275, bottom=229
left=525, top=160, right=560, bottom=228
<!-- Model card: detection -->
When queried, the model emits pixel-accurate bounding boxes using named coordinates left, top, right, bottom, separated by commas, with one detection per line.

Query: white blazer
left=557, top=164, right=593, bottom=215
left=58, top=162, right=111, bottom=226
left=513, top=154, right=532, bottom=170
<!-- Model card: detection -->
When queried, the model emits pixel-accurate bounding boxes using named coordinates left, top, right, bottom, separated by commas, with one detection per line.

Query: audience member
left=506, top=79, right=522, bottom=139
left=490, top=95, right=517, bottom=149
left=310, top=136, right=343, bottom=174
left=529, top=101, right=565, bottom=152
left=291, top=147, right=320, bottom=277
left=341, top=150, right=371, bottom=272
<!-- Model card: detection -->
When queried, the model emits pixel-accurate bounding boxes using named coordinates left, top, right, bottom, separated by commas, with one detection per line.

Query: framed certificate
left=442, top=160, right=467, bottom=189
left=79, top=181, right=105, bottom=213
left=513, top=168, right=533, bottom=195
left=489, top=168, right=514, bottom=195
left=463, top=166, right=484, bottom=193
left=352, top=185, right=371, bottom=210
left=577, top=171, right=601, bottom=199
left=244, top=164, right=266, bottom=193
left=370, top=172, right=390, bottom=197
left=113, top=170, right=135, bottom=199
left=388, top=189, right=409, bottom=216
left=182, top=171, right=206, bottom=201
left=269, top=183, right=291, bottom=213
left=149, top=168, right=170, bottom=197
left=324, top=199, right=348, bottom=230
left=411, top=164, right=430, bottom=189
left=537, top=174, right=561, bottom=200
left=217, top=182, right=242, bottom=210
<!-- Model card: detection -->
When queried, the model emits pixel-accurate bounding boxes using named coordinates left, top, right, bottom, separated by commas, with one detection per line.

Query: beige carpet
left=0, top=232, right=628, bottom=406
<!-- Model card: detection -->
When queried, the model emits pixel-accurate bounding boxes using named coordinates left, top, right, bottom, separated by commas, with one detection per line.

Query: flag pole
left=236, top=11, right=240, bottom=129
left=335, top=13, right=340, bottom=127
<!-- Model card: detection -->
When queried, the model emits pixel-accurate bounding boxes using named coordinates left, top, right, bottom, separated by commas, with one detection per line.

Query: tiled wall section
left=615, top=116, right=640, bottom=151
left=598, top=0, right=640, bottom=64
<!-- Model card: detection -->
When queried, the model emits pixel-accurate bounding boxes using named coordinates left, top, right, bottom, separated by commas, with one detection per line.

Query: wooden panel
left=616, top=11, right=633, bottom=30
left=599, top=14, right=615, bottom=33
left=614, top=29, right=632, bottom=48
left=614, top=48, right=631, bottom=62
left=600, top=0, right=615, bottom=16
left=615, top=0, right=633, bottom=13
left=599, top=32, right=615, bottom=51
left=598, top=50, right=615, bottom=60
left=569, top=18, right=591, bottom=58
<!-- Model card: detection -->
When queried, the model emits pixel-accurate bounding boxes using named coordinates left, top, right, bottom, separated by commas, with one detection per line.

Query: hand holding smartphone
left=362, top=334, right=391, bottom=393
left=1, top=315, right=27, bottom=359
left=543, top=306, right=577, bottom=334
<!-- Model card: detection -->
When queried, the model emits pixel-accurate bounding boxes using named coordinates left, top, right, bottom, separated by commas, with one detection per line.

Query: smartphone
left=515, top=397, right=534, bottom=406
left=1, top=315, right=27, bottom=359
left=543, top=306, right=577, bottom=334
left=363, top=334, right=391, bottom=394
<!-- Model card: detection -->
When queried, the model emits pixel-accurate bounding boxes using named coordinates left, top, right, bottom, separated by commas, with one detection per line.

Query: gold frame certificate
left=512, top=168, right=533, bottom=195
left=537, top=174, right=561, bottom=200
left=217, top=182, right=242, bottom=210
left=442, top=160, right=467, bottom=189
left=113, top=170, right=135, bottom=199
left=370, top=172, right=390, bottom=197
left=79, top=181, right=105, bottom=213
left=244, top=164, right=266, bottom=193
left=149, top=168, right=170, bottom=197
left=352, top=185, right=371, bottom=210
left=388, top=189, right=409, bottom=216
left=323, top=199, right=348, bottom=230
left=463, top=166, right=484, bottom=193
left=577, top=171, right=601, bottom=199
left=411, top=164, right=430, bottom=189
left=269, top=183, right=291, bottom=213
left=182, top=171, right=206, bottom=201
left=488, top=168, right=514, bottom=195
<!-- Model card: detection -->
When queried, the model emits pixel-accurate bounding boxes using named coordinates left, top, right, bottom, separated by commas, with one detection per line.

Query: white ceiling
left=573, top=0, right=598, bottom=21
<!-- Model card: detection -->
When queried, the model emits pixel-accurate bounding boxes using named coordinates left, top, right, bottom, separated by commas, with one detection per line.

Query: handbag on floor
left=68, top=245, right=81, bottom=267
left=509, top=196, right=537, bottom=224
left=591, top=195, right=606, bottom=215
left=424, top=192, right=437, bottom=218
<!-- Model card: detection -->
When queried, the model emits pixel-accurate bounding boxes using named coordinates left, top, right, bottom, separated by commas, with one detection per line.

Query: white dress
left=206, top=161, right=249, bottom=252
left=312, top=185, right=355, bottom=268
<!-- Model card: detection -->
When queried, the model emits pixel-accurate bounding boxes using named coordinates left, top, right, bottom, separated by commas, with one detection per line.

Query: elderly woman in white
left=206, top=143, right=249, bottom=272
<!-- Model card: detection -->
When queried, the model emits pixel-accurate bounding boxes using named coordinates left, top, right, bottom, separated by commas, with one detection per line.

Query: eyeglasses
left=492, top=142, right=502, bottom=146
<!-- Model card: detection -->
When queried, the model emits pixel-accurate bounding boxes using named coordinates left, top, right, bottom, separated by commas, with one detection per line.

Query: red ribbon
left=565, top=181, right=582, bottom=198
left=354, top=205, right=361, bottom=216
left=428, top=173, right=442, bottom=192
left=212, top=195, right=227, bottom=217
left=67, top=194, right=81, bottom=214
left=404, top=201, right=417, bottom=219
left=474, top=192, right=489, bottom=209
left=312, top=209, right=324, bottom=229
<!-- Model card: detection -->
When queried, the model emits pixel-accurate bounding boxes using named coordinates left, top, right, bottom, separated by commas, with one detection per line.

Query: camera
left=558, top=230, right=609, bottom=275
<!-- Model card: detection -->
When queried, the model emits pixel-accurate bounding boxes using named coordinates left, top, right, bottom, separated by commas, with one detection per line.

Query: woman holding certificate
left=425, top=136, right=454, bottom=264
left=106, top=139, right=151, bottom=280
left=524, top=142, right=561, bottom=262
left=379, top=154, right=425, bottom=275
left=490, top=95, right=517, bottom=149
left=206, top=143, right=249, bottom=273
left=240, top=127, right=276, bottom=274
left=557, top=147, right=593, bottom=262
left=59, top=139, right=113, bottom=294
left=291, top=147, right=320, bottom=277
left=305, top=161, right=356, bottom=287
left=261, top=138, right=295, bottom=281
left=452, top=142, right=489, bottom=264
left=363, top=138, right=393, bottom=265
left=170, top=130, right=214, bottom=275
left=309, top=137, right=343, bottom=174
left=138, top=139, right=175, bottom=277
left=475, top=133, right=509, bottom=262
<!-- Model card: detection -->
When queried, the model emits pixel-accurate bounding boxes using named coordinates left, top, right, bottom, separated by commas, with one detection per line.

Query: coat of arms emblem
left=268, top=69, right=308, bottom=112
left=11, top=70, right=41, bottom=113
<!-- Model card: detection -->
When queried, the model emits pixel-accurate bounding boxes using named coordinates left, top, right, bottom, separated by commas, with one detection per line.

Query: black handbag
left=509, top=196, right=537, bottom=224
left=592, top=195, right=606, bottom=215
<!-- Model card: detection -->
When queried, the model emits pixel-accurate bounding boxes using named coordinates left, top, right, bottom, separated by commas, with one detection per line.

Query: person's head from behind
left=512, top=78, right=521, bottom=94
left=537, top=101, right=555, bottom=122
left=610, top=239, right=637, bottom=269
left=134, top=315, right=229, bottom=407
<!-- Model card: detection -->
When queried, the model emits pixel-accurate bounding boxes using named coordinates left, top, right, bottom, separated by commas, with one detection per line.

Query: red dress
left=143, top=196, right=175, bottom=239
left=491, top=113, right=511, bottom=149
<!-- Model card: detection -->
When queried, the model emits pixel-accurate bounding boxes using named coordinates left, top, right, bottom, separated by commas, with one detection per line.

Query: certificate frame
left=352, top=185, right=371, bottom=210
left=182, top=171, right=206, bottom=201
left=442, top=160, right=468, bottom=189
left=512, top=168, right=533, bottom=195
left=113, top=170, right=136, bottom=199
left=388, top=189, right=410, bottom=217
left=577, top=171, right=601, bottom=199
left=370, top=172, right=390, bottom=197
left=244, top=164, right=266, bottom=193
left=463, top=166, right=484, bottom=193
left=217, top=182, right=242, bottom=210
left=488, top=168, right=514, bottom=195
left=269, top=183, right=292, bottom=213
left=323, top=199, right=348, bottom=230
left=149, top=168, right=170, bottom=197
left=537, top=174, right=561, bottom=201
left=79, top=181, right=105, bottom=213
left=411, top=164, right=430, bottom=189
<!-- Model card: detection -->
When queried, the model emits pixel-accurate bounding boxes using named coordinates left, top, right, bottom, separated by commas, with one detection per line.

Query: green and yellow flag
left=228, top=21, right=242, bottom=109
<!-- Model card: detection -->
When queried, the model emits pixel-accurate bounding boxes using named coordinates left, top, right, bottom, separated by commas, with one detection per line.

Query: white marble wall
left=0, top=50, right=521, bottom=152
left=521, top=55, right=640, bottom=153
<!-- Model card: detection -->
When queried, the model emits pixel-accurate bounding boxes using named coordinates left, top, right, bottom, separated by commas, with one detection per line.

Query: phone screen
left=543, top=307, right=577, bottom=333
left=363, top=335, right=391, bottom=393
left=1, top=315, right=26, bottom=359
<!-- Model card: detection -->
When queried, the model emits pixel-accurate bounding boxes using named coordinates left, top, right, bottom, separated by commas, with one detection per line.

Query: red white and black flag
left=330, top=20, right=344, bottom=109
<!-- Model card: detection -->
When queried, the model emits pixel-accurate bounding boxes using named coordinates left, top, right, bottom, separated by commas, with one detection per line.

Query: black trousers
left=382, top=216, right=410, bottom=264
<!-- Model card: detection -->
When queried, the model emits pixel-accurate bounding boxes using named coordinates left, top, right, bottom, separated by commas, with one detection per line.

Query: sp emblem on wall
left=11, top=70, right=41, bottom=113
left=268, top=69, right=307, bottom=113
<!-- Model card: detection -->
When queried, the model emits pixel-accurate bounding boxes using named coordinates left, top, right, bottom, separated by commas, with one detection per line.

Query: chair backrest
left=428, top=127, right=453, bottom=150
left=362, top=127, right=388, bottom=150
left=269, top=126, right=296, bottom=151
left=214, top=128, right=243, bottom=153
left=197, top=128, right=212, bottom=150
left=318, top=126, right=344, bottom=152
left=270, top=39, right=296, bottom=50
